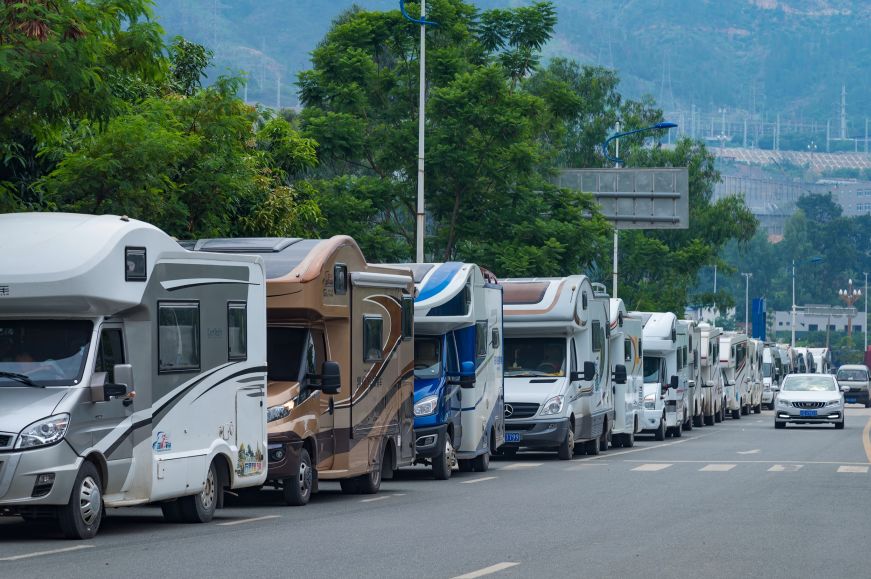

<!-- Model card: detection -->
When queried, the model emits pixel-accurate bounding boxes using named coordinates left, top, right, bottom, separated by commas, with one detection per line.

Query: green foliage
left=168, top=36, right=213, bottom=96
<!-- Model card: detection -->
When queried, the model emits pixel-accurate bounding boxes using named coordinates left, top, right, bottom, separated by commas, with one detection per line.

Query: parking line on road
left=498, top=463, right=543, bottom=470
left=460, top=476, right=498, bottom=484
left=632, top=463, right=673, bottom=472
left=769, top=464, right=803, bottom=472
left=574, top=433, right=710, bottom=462
left=699, top=464, right=736, bottom=472
left=217, top=515, right=280, bottom=526
left=452, top=562, right=520, bottom=578
left=863, top=417, right=871, bottom=463
left=625, top=459, right=871, bottom=465
left=837, top=465, right=869, bottom=474
left=361, top=496, right=391, bottom=503
left=0, top=545, right=94, bottom=561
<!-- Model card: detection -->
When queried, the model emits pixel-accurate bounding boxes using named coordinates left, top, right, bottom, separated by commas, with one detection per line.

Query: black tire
left=598, top=421, right=610, bottom=452
left=865, top=400, right=870, bottom=409
left=673, top=419, right=683, bottom=438
left=342, top=457, right=383, bottom=495
left=692, top=414, right=703, bottom=428
left=704, top=414, right=715, bottom=426
left=432, top=433, right=454, bottom=480
left=684, top=414, right=693, bottom=431
left=741, top=402, right=749, bottom=416
left=624, top=429, right=635, bottom=448
left=654, top=417, right=666, bottom=441
left=457, top=459, right=475, bottom=472
left=283, top=449, right=313, bottom=506
left=161, top=500, right=183, bottom=523
left=835, top=420, right=845, bottom=430
left=732, top=409, right=741, bottom=420
left=715, top=403, right=724, bottom=423
left=58, top=461, right=103, bottom=540
left=774, top=421, right=785, bottom=429
left=557, top=426, right=575, bottom=460
left=179, top=460, right=218, bottom=523
left=754, top=403, right=762, bottom=414
left=472, top=450, right=490, bottom=472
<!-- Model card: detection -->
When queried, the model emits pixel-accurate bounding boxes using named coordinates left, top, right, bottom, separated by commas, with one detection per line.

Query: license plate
left=799, top=410, right=817, bottom=417
left=846, top=398, right=856, bottom=404
left=504, top=432, right=521, bottom=443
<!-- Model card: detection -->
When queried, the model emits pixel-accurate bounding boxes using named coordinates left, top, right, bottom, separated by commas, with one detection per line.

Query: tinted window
left=505, top=337, right=565, bottom=377
left=401, top=295, right=414, bottom=341
left=228, top=302, right=247, bottom=361
left=158, top=303, right=200, bottom=373
left=476, top=321, right=488, bottom=360
left=363, top=317, right=383, bottom=362
left=624, top=340, right=632, bottom=362
left=267, top=327, right=307, bottom=381
left=592, top=321, right=603, bottom=352
left=0, top=320, right=93, bottom=386
left=644, top=356, right=664, bottom=384
left=95, top=328, right=125, bottom=383
left=415, top=336, right=441, bottom=379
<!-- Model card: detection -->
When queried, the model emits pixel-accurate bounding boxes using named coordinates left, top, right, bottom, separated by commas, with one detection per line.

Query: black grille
left=504, top=423, right=536, bottom=431
left=0, top=435, right=10, bottom=447
left=505, top=402, right=539, bottom=419
left=792, top=401, right=825, bottom=409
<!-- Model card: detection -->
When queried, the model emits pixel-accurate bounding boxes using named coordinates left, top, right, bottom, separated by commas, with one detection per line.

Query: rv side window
left=624, top=340, right=632, bottom=363
left=736, top=343, right=746, bottom=367
left=158, top=302, right=200, bottom=373
left=363, top=317, right=383, bottom=362
left=95, top=328, right=126, bottom=383
left=570, top=338, right=578, bottom=373
left=476, top=321, right=488, bottom=360
left=401, top=295, right=414, bottom=341
left=446, top=332, right=459, bottom=373
left=227, top=302, right=247, bottom=361
left=591, top=321, right=603, bottom=352
left=333, top=264, right=348, bottom=295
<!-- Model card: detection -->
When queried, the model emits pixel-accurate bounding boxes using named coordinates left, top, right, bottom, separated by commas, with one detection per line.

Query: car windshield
left=762, top=362, right=773, bottom=377
left=267, top=327, right=307, bottom=381
left=504, top=337, right=566, bottom=377
left=0, top=320, right=93, bottom=386
left=837, top=369, right=868, bottom=381
left=414, top=336, right=442, bottom=379
left=781, top=376, right=837, bottom=392
left=643, top=356, right=664, bottom=384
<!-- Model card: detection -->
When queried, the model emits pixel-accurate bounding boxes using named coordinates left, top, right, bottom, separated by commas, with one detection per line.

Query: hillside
left=153, top=0, right=871, bottom=120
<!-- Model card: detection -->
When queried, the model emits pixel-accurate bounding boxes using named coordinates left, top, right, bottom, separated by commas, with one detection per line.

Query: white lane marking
left=737, top=449, right=761, bottom=455
left=632, top=463, right=673, bottom=472
left=863, top=416, right=871, bottom=463
left=838, top=465, right=869, bottom=473
left=700, top=464, right=737, bottom=472
left=769, top=464, right=803, bottom=472
left=453, top=562, right=520, bottom=578
left=361, top=496, right=390, bottom=503
left=0, top=545, right=94, bottom=561
left=625, top=459, right=871, bottom=465
left=564, top=463, right=609, bottom=471
left=499, top=463, right=543, bottom=470
left=217, top=515, right=281, bottom=526
left=574, top=433, right=710, bottom=462
left=460, top=476, right=498, bottom=484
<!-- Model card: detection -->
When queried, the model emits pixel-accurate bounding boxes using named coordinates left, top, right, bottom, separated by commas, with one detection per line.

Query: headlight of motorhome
left=414, top=395, right=438, bottom=417
left=643, top=393, right=656, bottom=409
left=540, top=395, right=564, bottom=416
left=267, top=401, right=295, bottom=423
left=16, top=414, right=70, bottom=449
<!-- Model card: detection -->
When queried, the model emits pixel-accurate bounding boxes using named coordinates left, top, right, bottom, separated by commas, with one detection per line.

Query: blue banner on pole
left=752, top=297, right=766, bottom=341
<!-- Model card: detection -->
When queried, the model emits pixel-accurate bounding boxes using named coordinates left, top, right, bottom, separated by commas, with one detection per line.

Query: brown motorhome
left=191, top=236, right=415, bottom=504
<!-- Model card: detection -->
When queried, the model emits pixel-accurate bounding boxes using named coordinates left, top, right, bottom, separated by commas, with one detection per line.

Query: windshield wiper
left=0, top=372, right=44, bottom=388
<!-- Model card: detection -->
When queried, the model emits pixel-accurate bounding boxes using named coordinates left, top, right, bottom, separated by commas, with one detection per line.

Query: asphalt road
left=2, top=407, right=870, bottom=579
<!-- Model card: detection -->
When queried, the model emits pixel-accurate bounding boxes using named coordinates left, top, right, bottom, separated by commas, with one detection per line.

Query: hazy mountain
left=153, top=0, right=871, bottom=122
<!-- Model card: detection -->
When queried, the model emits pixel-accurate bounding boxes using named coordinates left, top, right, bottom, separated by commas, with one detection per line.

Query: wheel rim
left=298, top=459, right=312, bottom=496
left=200, top=468, right=216, bottom=510
left=79, top=476, right=101, bottom=526
left=567, top=431, right=574, bottom=453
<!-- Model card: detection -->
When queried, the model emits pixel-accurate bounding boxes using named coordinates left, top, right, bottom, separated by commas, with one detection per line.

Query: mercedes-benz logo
left=504, top=404, right=513, bottom=418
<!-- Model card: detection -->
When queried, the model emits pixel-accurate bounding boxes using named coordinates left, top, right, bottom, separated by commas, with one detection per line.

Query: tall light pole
left=865, top=272, right=868, bottom=352
left=601, top=121, right=678, bottom=298
left=838, top=279, right=862, bottom=337
left=742, top=272, right=752, bottom=335
left=400, top=1, right=437, bottom=263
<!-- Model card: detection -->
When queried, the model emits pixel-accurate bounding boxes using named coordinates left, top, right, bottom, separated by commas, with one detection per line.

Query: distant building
left=772, top=309, right=866, bottom=335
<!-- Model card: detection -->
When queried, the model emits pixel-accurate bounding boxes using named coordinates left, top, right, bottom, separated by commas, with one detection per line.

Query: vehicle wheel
left=732, top=409, right=741, bottom=420
left=557, top=427, right=575, bottom=460
left=179, top=461, right=218, bottom=523
left=692, top=414, right=703, bottom=428
left=161, top=500, right=183, bottom=523
left=754, top=403, right=762, bottom=414
left=432, top=434, right=455, bottom=480
left=343, top=458, right=383, bottom=495
left=774, top=421, right=785, bottom=429
left=472, top=451, right=490, bottom=472
left=585, top=438, right=600, bottom=456
left=673, top=419, right=683, bottom=438
left=58, top=461, right=103, bottom=540
left=598, top=422, right=611, bottom=452
left=835, top=420, right=845, bottom=430
left=654, top=417, right=666, bottom=441
left=457, top=459, right=475, bottom=472
left=623, top=430, right=635, bottom=448
left=714, top=407, right=723, bottom=423
left=684, top=414, right=693, bottom=431
left=496, top=447, right=517, bottom=459
left=741, top=403, right=749, bottom=416
left=865, top=400, right=870, bottom=409
left=283, top=449, right=313, bottom=506
left=704, top=414, right=715, bottom=426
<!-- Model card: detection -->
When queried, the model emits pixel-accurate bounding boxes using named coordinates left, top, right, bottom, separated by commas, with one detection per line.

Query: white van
left=500, top=277, right=625, bottom=458
left=681, top=320, right=704, bottom=429
left=0, top=214, right=267, bottom=539
left=608, top=298, right=643, bottom=447
left=699, top=323, right=725, bottom=423
left=636, top=312, right=688, bottom=439
left=747, top=339, right=764, bottom=413
left=720, top=332, right=750, bottom=418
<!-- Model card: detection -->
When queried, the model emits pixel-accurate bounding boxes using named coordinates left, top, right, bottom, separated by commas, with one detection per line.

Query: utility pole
left=840, top=84, right=847, bottom=140
left=791, top=259, right=796, bottom=348
left=742, top=273, right=752, bottom=335
left=612, top=122, right=620, bottom=298
left=865, top=272, right=868, bottom=352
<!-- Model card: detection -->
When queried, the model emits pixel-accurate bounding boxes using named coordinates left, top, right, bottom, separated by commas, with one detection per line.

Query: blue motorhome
left=398, top=262, right=505, bottom=479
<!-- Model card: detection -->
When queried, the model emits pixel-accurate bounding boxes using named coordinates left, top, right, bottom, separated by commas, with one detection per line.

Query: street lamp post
left=865, top=272, right=868, bottom=352
left=838, top=279, right=862, bottom=337
left=742, top=272, right=752, bottom=335
left=601, top=121, right=678, bottom=298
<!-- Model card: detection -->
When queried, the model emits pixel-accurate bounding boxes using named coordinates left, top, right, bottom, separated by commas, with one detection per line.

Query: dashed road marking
left=460, top=476, right=498, bottom=484
left=453, top=562, right=520, bottom=578
left=837, top=465, right=869, bottom=474
left=564, top=463, right=609, bottom=471
left=499, top=462, right=543, bottom=470
left=700, top=464, right=737, bottom=472
left=737, top=449, right=761, bottom=455
left=574, top=433, right=710, bottom=462
left=217, top=515, right=281, bottom=526
left=0, top=545, right=94, bottom=561
left=863, top=417, right=871, bottom=463
left=769, top=464, right=803, bottom=472
left=632, top=463, right=673, bottom=472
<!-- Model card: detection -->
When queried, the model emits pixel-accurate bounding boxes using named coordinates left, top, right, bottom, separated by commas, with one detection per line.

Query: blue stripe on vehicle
left=416, top=262, right=464, bottom=302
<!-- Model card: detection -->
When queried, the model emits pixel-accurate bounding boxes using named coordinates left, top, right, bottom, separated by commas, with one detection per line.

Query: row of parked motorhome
left=0, top=213, right=803, bottom=539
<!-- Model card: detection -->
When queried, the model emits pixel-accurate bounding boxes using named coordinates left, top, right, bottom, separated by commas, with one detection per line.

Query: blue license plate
left=846, top=398, right=856, bottom=404
left=799, top=410, right=817, bottom=417
left=504, top=432, right=521, bottom=443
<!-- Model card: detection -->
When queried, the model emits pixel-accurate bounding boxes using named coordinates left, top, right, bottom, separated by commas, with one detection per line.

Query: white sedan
left=773, top=373, right=848, bottom=429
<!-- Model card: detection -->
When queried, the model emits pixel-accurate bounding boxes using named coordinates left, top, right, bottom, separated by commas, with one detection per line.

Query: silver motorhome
left=0, top=213, right=267, bottom=539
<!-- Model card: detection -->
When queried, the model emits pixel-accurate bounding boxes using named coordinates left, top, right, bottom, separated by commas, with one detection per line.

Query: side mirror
left=771, top=385, right=779, bottom=392
left=321, top=360, right=341, bottom=395
left=583, top=361, right=596, bottom=382
left=104, top=364, right=135, bottom=404
left=460, top=360, right=476, bottom=389
left=613, top=364, right=627, bottom=385
left=669, top=375, right=679, bottom=390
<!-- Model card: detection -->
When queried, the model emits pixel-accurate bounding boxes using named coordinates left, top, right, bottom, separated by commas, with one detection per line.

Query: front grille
left=505, top=403, right=539, bottom=419
left=792, top=401, right=825, bottom=409
left=504, top=423, right=536, bottom=431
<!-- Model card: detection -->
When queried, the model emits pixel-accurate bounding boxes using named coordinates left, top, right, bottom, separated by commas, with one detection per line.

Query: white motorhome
left=500, top=277, right=624, bottom=458
left=808, top=347, right=831, bottom=374
left=608, top=297, right=643, bottom=447
left=636, top=312, right=688, bottom=439
left=0, top=214, right=267, bottom=539
left=681, top=320, right=704, bottom=429
left=719, top=332, right=750, bottom=419
left=747, top=339, right=764, bottom=413
left=698, top=323, right=725, bottom=424
left=761, top=345, right=780, bottom=410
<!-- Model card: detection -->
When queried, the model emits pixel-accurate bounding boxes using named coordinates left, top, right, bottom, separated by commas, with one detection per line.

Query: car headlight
left=643, top=393, right=656, bottom=409
left=414, top=395, right=438, bottom=417
left=16, top=414, right=70, bottom=449
left=827, top=399, right=841, bottom=407
left=267, top=401, right=295, bottom=423
left=776, top=397, right=791, bottom=407
left=540, top=395, right=565, bottom=416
